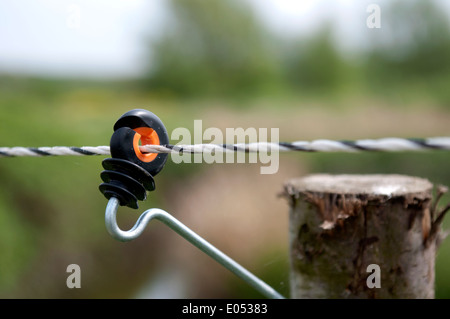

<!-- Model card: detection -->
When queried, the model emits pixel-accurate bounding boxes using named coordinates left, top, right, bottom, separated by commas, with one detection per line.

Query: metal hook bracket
left=105, top=197, right=285, bottom=299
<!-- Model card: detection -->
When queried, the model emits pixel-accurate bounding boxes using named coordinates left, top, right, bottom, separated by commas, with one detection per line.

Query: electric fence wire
left=0, top=137, right=449, bottom=158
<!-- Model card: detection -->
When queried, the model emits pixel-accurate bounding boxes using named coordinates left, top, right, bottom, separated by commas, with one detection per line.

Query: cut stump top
left=285, top=174, right=433, bottom=197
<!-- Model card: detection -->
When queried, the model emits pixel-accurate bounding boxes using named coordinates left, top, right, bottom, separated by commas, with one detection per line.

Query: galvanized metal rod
left=105, top=197, right=285, bottom=299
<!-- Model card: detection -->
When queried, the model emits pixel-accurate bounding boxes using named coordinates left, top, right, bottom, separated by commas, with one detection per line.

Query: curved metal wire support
left=105, top=197, right=285, bottom=299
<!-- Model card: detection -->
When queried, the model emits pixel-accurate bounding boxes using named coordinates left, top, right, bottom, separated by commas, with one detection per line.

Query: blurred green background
left=0, top=0, right=449, bottom=298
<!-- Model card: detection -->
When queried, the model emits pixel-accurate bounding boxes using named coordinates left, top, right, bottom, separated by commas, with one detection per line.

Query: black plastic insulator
left=99, top=109, right=168, bottom=209
left=112, top=109, right=169, bottom=177
left=99, top=158, right=155, bottom=209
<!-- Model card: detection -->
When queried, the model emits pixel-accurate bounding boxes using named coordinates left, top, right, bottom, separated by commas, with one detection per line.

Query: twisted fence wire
left=0, top=137, right=449, bottom=158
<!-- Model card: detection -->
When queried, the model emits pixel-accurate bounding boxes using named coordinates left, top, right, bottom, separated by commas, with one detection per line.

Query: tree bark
left=283, top=174, right=447, bottom=299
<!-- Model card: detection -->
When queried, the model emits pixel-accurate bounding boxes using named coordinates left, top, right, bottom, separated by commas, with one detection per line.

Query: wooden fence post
left=283, top=174, right=448, bottom=299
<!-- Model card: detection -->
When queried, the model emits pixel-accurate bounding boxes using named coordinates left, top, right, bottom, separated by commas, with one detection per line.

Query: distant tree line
left=144, top=0, right=450, bottom=103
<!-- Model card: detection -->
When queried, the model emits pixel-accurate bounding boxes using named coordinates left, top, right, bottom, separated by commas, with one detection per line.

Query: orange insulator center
left=132, top=127, right=160, bottom=162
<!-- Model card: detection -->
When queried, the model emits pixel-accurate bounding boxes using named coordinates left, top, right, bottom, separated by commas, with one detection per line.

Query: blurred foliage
left=146, top=0, right=450, bottom=105
left=366, top=1, right=450, bottom=78
left=283, top=24, right=349, bottom=96
left=364, top=0, right=450, bottom=103
left=146, top=0, right=283, bottom=98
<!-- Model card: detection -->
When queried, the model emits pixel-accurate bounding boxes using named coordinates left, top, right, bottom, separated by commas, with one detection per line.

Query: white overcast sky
left=0, top=0, right=449, bottom=79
